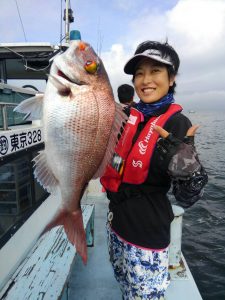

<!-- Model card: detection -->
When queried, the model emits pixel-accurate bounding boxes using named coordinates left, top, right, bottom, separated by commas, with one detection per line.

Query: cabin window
left=0, top=87, right=35, bottom=128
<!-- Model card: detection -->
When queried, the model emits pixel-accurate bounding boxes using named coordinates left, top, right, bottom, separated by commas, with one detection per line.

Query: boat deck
left=68, top=195, right=203, bottom=300
left=69, top=196, right=121, bottom=300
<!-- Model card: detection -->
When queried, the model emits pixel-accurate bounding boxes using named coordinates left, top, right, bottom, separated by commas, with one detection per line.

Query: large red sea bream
left=14, top=40, right=126, bottom=264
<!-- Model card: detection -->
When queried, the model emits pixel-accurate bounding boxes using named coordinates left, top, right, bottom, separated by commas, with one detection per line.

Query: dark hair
left=117, top=84, right=134, bottom=104
left=133, top=41, right=180, bottom=93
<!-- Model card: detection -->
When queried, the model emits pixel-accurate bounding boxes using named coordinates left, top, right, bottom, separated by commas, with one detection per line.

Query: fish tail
left=43, top=209, right=87, bottom=265
left=64, top=209, right=88, bottom=265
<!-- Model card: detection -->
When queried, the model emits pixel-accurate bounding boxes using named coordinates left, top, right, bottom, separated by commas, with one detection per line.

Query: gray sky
left=1, top=0, right=225, bottom=112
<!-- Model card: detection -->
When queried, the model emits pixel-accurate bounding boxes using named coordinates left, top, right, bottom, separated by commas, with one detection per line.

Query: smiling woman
left=101, top=39, right=208, bottom=300
left=133, top=59, right=174, bottom=104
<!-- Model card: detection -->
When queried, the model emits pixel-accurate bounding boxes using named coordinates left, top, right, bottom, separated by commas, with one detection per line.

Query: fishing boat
left=0, top=1, right=203, bottom=299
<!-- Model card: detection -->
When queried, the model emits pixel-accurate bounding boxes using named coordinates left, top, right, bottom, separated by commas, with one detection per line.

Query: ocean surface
left=181, top=111, right=225, bottom=300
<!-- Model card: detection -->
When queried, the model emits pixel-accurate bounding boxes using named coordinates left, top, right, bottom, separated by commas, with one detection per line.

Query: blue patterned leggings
left=107, top=224, right=170, bottom=300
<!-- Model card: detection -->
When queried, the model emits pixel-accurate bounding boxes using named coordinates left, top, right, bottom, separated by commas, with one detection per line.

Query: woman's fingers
left=154, top=124, right=200, bottom=139
left=154, top=125, right=169, bottom=138
left=186, top=125, right=199, bottom=137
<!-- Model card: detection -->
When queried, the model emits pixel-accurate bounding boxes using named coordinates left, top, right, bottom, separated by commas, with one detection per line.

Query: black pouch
left=172, top=166, right=208, bottom=208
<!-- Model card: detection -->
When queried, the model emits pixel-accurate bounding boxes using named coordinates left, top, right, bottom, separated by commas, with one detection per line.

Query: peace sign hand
left=154, top=124, right=199, bottom=142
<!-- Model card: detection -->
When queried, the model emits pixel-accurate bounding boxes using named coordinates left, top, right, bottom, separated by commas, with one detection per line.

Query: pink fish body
left=15, top=41, right=126, bottom=264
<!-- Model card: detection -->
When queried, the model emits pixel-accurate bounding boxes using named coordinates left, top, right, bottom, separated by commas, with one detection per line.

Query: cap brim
left=124, top=53, right=173, bottom=75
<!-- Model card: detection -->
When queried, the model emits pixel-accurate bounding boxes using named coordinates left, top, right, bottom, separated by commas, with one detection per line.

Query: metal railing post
left=169, top=205, right=185, bottom=268
left=2, top=104, right=8, bottom=130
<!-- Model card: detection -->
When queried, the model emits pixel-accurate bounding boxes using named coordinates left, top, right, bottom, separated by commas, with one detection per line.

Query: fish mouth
left=56, top=68, right=85, bottom=86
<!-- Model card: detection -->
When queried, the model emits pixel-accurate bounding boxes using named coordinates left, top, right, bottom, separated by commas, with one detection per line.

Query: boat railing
left=0, top=102, right=19, bottom=131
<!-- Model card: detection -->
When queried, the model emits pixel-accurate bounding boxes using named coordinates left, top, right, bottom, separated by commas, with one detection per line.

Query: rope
left=14, top=0, right=27, bottom=42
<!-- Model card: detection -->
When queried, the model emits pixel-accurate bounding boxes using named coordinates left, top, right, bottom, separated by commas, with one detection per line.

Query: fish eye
left=84, top=60, right=98, bottom=74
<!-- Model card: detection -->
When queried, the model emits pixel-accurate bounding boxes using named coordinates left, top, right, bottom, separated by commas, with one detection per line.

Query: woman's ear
left=169, top=75, right=176, bottom=87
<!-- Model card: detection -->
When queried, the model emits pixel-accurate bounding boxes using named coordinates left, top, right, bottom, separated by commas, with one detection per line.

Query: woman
left=101, top=41, right=207, bottom=300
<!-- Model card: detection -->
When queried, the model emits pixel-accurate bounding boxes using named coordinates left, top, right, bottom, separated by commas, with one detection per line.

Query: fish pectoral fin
left=33, top=151, right=58, bottom=193
left=14, top=93, right=44, bottom=120
left=93, top=103, right=128, bottom=178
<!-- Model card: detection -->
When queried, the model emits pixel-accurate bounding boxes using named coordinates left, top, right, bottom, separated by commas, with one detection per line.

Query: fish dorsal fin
left=14, top=93, right=44, bottom=120
left=33, top=151, right=58, bottom=193
left=93, top=103, right=128, bottom=178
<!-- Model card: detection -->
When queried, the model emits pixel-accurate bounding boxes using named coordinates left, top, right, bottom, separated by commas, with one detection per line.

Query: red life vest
left=100, top=103, right=182, bottom=192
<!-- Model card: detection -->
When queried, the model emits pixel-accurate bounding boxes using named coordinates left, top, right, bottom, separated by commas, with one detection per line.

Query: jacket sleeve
left=158, top=113, right=208, bottom=208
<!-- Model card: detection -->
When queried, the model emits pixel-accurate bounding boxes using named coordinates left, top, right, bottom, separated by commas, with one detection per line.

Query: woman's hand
left=154, top=124, right=199, bottom=140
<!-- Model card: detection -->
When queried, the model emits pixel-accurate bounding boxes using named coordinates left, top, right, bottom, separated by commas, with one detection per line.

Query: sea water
left=181, top=111, right=225, bottom=300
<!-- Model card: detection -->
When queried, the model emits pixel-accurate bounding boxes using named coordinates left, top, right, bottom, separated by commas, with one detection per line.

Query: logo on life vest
left=138, top=116, right=160, bottom=155
left=132, top=160, right=143, bottom=168
left=138, top=141, right=148, bottom=155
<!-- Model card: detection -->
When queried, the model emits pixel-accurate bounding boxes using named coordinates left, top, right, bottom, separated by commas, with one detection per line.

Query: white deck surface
left=68, top=194, right=203, bottom=300
left=0, top=204, right=94, bottom=300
